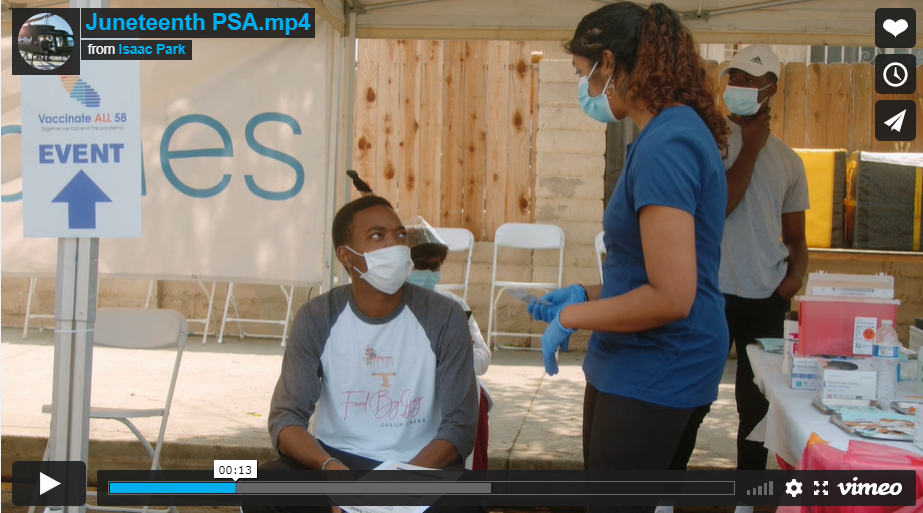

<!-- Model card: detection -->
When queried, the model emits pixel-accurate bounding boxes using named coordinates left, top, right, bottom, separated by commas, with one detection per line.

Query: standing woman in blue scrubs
left=529, top=1, right=730, bottom=484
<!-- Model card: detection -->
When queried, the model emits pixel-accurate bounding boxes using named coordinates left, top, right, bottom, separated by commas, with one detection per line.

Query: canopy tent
left=299, top=0, right=921, bottom=46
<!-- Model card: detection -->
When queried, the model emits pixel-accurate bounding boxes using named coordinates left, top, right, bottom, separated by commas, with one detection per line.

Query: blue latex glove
left=527, top=284, right=587, bottom=324
left=541, top=315, right=576, bottom=376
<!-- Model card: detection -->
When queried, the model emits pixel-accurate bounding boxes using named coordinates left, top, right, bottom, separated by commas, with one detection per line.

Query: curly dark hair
left=565, top=2, right=728, bottom=157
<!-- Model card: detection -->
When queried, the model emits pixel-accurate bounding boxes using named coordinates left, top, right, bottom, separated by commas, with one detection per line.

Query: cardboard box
left=820, top=368, right=877, bottom=400
left=818, top=357, right=876, bottom=400
left=910, top=326, right=923, bottom=354
left=791, top=356, right=876, bottom=397
left=791, top=357, right=821, bottom=389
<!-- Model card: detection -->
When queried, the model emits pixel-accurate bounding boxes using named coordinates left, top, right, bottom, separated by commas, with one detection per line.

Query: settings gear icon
left=786, top=479, right=803, bottom=497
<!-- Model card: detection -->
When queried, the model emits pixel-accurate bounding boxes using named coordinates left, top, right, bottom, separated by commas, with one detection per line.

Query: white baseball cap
left=720, top=45, right=781, bottom=80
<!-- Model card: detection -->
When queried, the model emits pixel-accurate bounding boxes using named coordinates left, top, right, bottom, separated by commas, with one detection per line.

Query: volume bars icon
left=746, top=480, right=774, bottom=496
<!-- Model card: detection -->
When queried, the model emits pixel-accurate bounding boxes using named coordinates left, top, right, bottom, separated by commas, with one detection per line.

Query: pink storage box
left=796, top=272, right=900, bottom=357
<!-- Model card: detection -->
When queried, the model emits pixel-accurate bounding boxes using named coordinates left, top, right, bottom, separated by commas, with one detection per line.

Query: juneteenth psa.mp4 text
left=80, top=8, right=315, bottom=38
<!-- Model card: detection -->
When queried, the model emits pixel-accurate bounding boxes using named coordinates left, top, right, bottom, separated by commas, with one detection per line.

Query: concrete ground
left=0, top=326, right=778, bottom=511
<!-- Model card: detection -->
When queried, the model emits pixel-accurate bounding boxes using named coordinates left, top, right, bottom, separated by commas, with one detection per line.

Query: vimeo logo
left=837, top=477, right=902, bottom=496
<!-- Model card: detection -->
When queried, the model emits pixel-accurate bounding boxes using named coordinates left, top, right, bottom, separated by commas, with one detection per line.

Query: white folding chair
left=31, top=308, right=189, bottom=513
left=22, top=275, right=55, bottom=339
left=433, top=227, right=475, bottom=302
left=595, top=230, right=607, bottom=284
left=217, top=283, right=299, bottom=347
left=487, top=223, right=565, bottom=351
left=146, top=279, right=218, bottom=344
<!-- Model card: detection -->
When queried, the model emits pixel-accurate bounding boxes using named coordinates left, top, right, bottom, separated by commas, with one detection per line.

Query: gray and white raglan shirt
left=269, top=284, right=478, bottom=464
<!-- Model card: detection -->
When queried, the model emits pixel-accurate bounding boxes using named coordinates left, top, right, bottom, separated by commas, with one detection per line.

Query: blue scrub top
left=584, top=105, right=728, bottom=409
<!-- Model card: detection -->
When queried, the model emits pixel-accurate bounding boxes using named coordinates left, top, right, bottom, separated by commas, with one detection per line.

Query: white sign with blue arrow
left=21, top=57, right=140, bottom=238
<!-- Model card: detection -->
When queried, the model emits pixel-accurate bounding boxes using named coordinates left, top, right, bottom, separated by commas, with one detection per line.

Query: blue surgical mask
left=578, top=60, right=618, bottom=124
left=723, top=84, right=771, bottom=116
left=408, top=270, right=441, bottom=290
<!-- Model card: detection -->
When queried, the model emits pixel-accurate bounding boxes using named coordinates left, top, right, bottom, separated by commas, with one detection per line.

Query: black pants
left=242, top=442, right=481, bottom=513
left=582, top=383, right=712, bottom=513
left=725, top=292, right=790, bottom=471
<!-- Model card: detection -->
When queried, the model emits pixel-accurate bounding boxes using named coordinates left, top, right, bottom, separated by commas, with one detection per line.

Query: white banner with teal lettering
left=21, top=58, right=142, bottom=238
left=2, top=18, right=333, bottom=286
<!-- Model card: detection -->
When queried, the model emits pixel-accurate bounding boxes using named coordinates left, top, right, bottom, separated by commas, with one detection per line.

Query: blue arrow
left=52, top=170, right=112, bottom=229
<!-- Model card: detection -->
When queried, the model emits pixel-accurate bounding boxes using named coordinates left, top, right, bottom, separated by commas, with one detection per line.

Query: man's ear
left=768, top=82, right=779, bottom=98
left=336, top=246, right=353, bottom=271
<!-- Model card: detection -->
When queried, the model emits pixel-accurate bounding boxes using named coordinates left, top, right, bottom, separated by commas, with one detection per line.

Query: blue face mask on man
left=408, top=270, right=441, bottom=290
left=578, top=60, right=618, bottom=124
left=723, top=84, right=772, bottom=117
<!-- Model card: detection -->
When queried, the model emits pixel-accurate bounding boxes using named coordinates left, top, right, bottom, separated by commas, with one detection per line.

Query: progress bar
left=110, top=482, right=491, bottom=495
left=109, top=481, right=738, bottom=496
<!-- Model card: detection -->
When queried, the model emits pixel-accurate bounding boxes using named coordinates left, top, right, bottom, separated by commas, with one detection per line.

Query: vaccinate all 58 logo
left=60, top=75, right=100, bottom=107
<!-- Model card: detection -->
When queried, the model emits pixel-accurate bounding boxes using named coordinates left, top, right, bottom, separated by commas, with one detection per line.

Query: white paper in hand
left=338, top=461, right=461, bottom=513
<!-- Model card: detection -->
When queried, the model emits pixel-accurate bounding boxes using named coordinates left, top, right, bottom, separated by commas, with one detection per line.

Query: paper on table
left=756, top=338, right=784, bottom=353
left=338, top=460, right=461, bottom=513
left=838, top=409, right=915, bottom=438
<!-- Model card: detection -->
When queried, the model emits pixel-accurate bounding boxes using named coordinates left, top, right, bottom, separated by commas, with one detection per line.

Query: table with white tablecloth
left=746, top=344, right=923, bottom=466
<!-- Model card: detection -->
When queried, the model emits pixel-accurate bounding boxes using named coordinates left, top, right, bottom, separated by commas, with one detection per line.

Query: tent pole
left=334, top=11, right=358, bottom=289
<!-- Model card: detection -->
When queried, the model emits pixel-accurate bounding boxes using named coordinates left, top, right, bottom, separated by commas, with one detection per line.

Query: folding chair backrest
left=494, top=223, right=564, bottom=250
left=488, top=223, right=565, bottom=351
left=433, top=227, right=475, bottom=301
left=434, top=227, right=475, bottom=253
left=94, top=308, right=189, bottom=350
left=595, top=230, right=606, bottom=283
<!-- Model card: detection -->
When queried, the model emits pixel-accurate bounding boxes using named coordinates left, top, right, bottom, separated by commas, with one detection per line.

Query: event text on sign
left=39, top=144, right=124, bottom=164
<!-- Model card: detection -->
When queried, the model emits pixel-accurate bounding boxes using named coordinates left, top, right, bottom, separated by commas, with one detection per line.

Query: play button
left=12, top=461, right=86, bottom=506
left=40, top=472, right=62, bottom=495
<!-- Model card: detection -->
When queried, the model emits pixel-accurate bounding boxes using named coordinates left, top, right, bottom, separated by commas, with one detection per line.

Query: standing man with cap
left=719, top=45, right=809, bottom=479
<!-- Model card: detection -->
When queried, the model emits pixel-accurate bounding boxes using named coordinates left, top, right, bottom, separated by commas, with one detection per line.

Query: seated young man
left=265, top=196, right=478, bottom=478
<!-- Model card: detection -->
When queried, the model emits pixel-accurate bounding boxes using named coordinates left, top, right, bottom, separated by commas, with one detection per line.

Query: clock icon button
left=883, top=62, right=908, bottom=88
left=875, top=54, right=916, bottom=95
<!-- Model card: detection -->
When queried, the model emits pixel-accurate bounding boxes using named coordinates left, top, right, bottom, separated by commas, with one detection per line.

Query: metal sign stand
left=49, top=238, right=98, bottom=513
left=42, top=3, right=108, bottom=512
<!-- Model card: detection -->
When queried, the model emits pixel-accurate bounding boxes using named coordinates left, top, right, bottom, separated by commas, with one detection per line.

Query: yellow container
left=793, top=149, right=847, bottom=248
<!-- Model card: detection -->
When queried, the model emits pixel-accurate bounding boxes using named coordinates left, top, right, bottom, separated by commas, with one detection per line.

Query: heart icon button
left=883, top=18, right=909, bottom=37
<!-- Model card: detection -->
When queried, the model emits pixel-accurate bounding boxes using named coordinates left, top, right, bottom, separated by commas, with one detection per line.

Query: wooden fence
left=353, top=46, right=923, bottom=240
left=706, top=61, right=923, bottom=154
left=352, top=40, right=535, bottom=241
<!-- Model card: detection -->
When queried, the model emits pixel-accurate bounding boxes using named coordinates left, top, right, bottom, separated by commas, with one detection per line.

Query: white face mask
left=345, top=245, right=413, bottom=295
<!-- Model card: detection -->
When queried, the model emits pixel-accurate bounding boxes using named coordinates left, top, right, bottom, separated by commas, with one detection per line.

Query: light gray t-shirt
left=268, top=283, right=478, bottom=463
left=719, top=122, right=810, bottom=299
